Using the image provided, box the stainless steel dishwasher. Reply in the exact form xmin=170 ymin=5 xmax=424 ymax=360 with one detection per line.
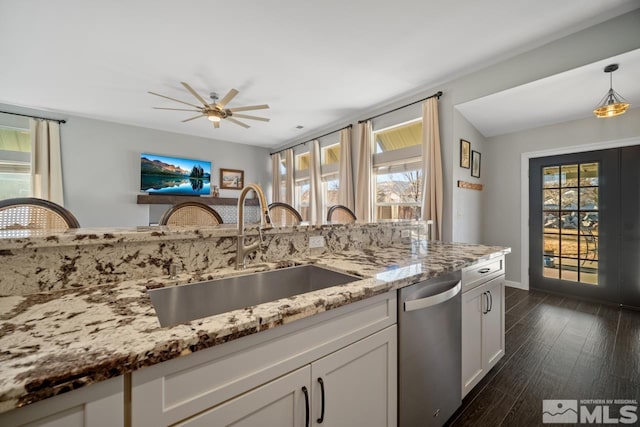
xmin=398 ymin=270 xmax=462 ymax=427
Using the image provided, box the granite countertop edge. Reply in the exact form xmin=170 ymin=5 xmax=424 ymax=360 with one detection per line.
xmin=0 ymin=242 xmax=510 ymax=413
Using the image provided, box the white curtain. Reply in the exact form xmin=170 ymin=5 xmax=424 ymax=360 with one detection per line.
xmin=271 ymin=152 xmax=281 ymax=203
xmin=309 ymin=140 xmax=323 ymax=225
xmin=421 ymin=97 xmax=443 ymax=240
xmin=338 ymin=127 xmax=354 ymax=210
xmin=284 ymin=148 xmax=294 ymax=205
xmin=355 ymin=121 xmax=372 ymax=222
xmin=30 ymin=119 xmax=64 ymax=206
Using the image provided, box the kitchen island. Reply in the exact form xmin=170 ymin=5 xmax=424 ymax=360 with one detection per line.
xmin=0 ymin=222 xmax=509 ymax=425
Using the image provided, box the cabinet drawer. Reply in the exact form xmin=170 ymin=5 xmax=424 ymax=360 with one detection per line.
xmin=462 ymin=257 xmax=504 ymax=292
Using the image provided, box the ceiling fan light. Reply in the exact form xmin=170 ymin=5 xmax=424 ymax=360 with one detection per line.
xmin=207 ymin=115 xmax=221 ymax=122
xmin=593 ymin=64 xmax=631 ymax=118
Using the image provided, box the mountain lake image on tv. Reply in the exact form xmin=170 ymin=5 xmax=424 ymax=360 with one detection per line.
xmin=140 ymin=153 xmax=211 ymax=195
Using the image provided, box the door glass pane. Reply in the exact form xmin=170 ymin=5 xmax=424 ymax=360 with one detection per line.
xmin=543 ymin=256 xmax=559 ymax=279
xmin=579 ymin=235 xmax=598 ymax=260
xmin=560 ymin=258 xmax=579 ymax=282
xmin=544 ymin=234 xmax=559 ymax=258
xmin=561 ymin=189 xmax=578 ymax=210
xmin=543 ymin=189 xmax=559 ymax=211
xmin=559 ymin=232 xmax=579 ymax=258
xmin=579 ymin=188 xmax=598 ymax=210
xmin=561 ymin=164 xmax=579 ymax=187
xmin=543 ymin=212 xmax=560 ymax=231
xmin=543 ymin=166 xmax=561 ymax=188
xmin=580 ymin=260 xmax=599 ymax=285
xmin=580 ymin=162 xmax=599 ymax=186
xmin=560 ymin=211 xmax=579 ymax=230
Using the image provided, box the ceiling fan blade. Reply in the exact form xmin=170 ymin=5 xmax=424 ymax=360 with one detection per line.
xmin=226 ymin=117 xmax=250 ymax=129
xmin=181 ymin=114 xmax=206 ymax=122
xmin=181 ymin=82 xmax=210 ymax=107
xmin=217 ymin=88 xmax=239 ymax=108
xmin=153 ymin=107 xmax=201 ymax=112
xmin=232 ymin=113 xmax=270 ymax=122
xmin=148 ymin=91 xmax=202 ymax=109
xmin=212 ymin=121 xmax=220 ymax=129
xmin=228 ymin=104 xmax=269 ymax=112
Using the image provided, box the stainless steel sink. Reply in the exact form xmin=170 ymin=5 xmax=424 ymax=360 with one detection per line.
xmin=148 ymin=265 xmax=359 ymax=327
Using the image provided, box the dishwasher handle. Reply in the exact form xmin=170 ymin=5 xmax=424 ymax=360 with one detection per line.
xmin=404 ymin=281 xmax=461 ymax=312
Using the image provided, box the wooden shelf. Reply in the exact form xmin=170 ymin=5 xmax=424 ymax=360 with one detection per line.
xmin=136 ymin=195 xmax=259 ymax=206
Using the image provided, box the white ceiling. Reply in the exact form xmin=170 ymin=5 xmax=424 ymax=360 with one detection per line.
xmin=456 ymin=48 xmax=640 ymax=138
xmin=0 ymin=0 xmax=638 ymax=148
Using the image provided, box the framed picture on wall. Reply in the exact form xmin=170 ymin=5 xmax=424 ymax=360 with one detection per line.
xmin=471 ymin=150 xmax=481 ymax=178
xmin=460 ymin=139 xmax=471 ymax=169
xmin=220 ymin=168 xmax=244 ymax=189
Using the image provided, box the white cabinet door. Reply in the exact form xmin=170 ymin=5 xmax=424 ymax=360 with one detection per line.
xmin=461 ymin=275 xmax=505 ymax=397
xmin=482 ymin=277 xmax=505 ymax=371
xmin=0 ymin=376 xmax=124 ymax=427
xmin=461 ymin=283 xmax=485 ymax=397
xmin=175 ymin=366 xmax=311 ymax=427
xmin=311 ymin=325 xmax=397 ymax=427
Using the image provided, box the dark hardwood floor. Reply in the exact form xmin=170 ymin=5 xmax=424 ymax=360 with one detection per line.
xmin=447 ymin=287 xmax=640 ymax=427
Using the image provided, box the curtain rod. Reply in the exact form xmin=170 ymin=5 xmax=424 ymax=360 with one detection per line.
xmin=0 ymin=110 xmax=67 ymax=124
xmin=270 ymin=124 xmax=352 ymax=156
xmin=358 ymin=91 xmax=442 ymax=124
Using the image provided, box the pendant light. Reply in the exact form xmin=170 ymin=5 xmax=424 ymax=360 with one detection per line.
xmin=593 ymin=64 xmax=630 ymax=118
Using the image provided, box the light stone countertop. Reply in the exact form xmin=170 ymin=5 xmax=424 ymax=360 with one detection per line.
xmin=0 ymin=240 xmax=510 ymax=413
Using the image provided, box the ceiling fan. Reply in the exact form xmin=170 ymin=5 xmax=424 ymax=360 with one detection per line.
xmin=148 ymin=82 xmax=270 ymax=129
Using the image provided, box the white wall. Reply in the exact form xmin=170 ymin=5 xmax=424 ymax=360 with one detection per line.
xmin=483 ymin=107 xmax=640 ymax=284
xmin=452 ymin=109 xmax=486 ymax=243
xmin=0 ymin=105 xmax=271 ymax=227
xmin=272 ymin=10 xmax=640 ymax=242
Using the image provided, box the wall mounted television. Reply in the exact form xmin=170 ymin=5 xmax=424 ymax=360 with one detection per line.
xmin=140 ymin=153 xmax=211 ymax=196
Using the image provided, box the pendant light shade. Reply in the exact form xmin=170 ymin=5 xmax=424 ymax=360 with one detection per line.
xmin=593 ymin=64 xmax=630 ymax=118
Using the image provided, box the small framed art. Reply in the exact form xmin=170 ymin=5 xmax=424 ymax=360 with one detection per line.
xmin=460 ymin=139 xmax=471 ymax=169
xmin=471 ymin=150 xmax=481 ymax=178
xmin=220 ymin=168 xmax=244 ymax=189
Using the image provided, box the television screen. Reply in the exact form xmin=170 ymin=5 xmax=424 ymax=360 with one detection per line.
xmin=140 ymin=153 xmax=211 ymax=195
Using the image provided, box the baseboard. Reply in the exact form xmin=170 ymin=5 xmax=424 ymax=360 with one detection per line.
xmin=505 ymin=280 xmax=528 ymax=290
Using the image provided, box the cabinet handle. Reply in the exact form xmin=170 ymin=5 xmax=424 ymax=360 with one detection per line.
xmin=302 ymin=386 xmax=310 ymax=427
xmin=317 ymin=377 xmax=325 ymax=423
xmin=478 ymin=268 xmax=491 ymax=274
xmin=488 ymin=291 xmax=493 ymax=312
xmin=482 ymin=292 xmax=488 ymax=314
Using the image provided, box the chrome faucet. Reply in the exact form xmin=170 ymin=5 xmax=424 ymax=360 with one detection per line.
xmin=236 ymin=183 xmax=273 ymax=270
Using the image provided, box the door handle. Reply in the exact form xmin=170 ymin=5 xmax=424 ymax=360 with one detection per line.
xmin=302 ymin=386 xmax=310 ymax=427
xmin=404 ymin=281 xmax=461 ymax=312
xmin=488 ymin=290 xmax=493 ymax=312
xmin=478 ymin=268 xmax=491 ymax=274
xmin=317 ymin=377 xmax=325 ymax=423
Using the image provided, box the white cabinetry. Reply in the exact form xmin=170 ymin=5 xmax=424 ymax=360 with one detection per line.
xmin=0 ymin=376 xmax=124 ymax=427
xmin=132 ymin=291 xmax=397 ymax=427
xmin=174 ymin=326 xmax=396 ymax=427
xmin=461 ymin=257 xmax=505 ymax=397
xmin=311 ymin=326 xmax=396 ymax=427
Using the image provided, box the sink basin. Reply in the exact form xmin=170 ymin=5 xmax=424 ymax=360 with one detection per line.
xmin=148 ymin=265 xmax=359 ymax=327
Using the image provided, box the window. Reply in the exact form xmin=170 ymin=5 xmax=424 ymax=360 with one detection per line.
xmin=295 ymin=152 xmax=310 ymax=220
xmin=321 ymin=143 xmax=340 ymax=216
xmin=0 ymin=127 xmax=31 ymax=200
xmin=295 ymin=179 xmax=310 ymax=221
xmin=278 ymin=157 xmax=286 ymax=202
xmin=375 ymin=163 xmax=422 ymax=220
xmin=372 ymin=120 xmax=422 ymax=220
